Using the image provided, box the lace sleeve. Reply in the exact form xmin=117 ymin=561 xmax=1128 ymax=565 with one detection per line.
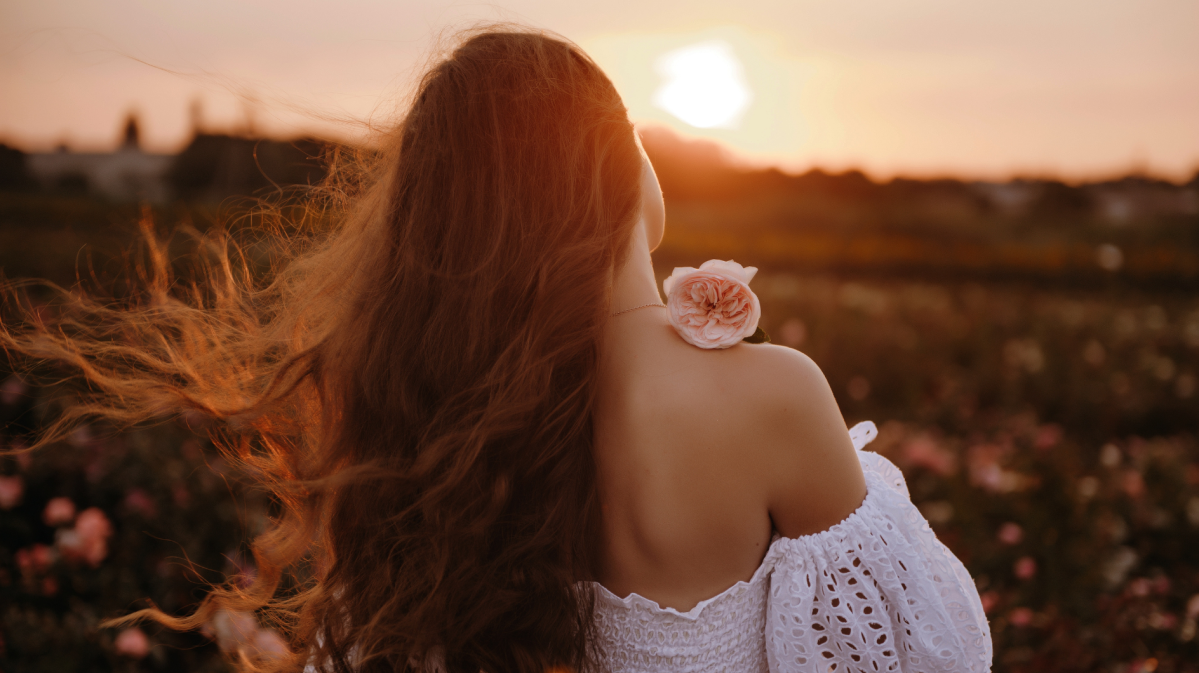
xmin=764 ymin=427 xmax=992 ymax=673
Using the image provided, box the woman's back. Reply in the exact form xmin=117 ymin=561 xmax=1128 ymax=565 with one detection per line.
xmin=593 ymin=307 xmax=867 ymax=612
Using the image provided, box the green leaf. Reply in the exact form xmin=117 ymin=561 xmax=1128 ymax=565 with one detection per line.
xmin=742 ymin=326 xmax=771 ymax=344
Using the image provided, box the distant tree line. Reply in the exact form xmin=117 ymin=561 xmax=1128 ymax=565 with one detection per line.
xmin=0 ymin=134 xmax=331 ymax=202
xmin=638 ymin=127 xmax=1199 ymax=257
xmin=2 ymin=128 xmax=1197 ymax=287
xmin=165 ymin=134 xmax=329 ymax=201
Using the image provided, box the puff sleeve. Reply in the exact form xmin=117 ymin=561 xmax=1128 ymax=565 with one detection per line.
xmin=764 ymin=423 xmax=993 ymax=673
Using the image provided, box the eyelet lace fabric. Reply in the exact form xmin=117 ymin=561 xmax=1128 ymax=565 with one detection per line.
xmin=589 ymin=422 xmax=993 ymax=673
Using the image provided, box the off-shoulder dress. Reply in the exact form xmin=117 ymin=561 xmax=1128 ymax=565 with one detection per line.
xmin=587 ymin=422 xmax=993 ymax=673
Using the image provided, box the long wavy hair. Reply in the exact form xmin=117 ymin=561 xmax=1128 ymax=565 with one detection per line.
xmin=0 ymin=27 xmax=644 ymax=673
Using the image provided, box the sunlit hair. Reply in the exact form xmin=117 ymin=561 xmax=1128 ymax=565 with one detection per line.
xmin=1 ymin=26 xmax=644 ymax=673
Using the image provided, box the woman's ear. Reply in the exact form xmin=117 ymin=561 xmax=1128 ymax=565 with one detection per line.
xmin=640 ymin=151 xmax=666 ymax=252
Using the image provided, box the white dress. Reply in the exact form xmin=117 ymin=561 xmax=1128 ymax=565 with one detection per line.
xmin=587 ymin=422 xmax=993 ymax=673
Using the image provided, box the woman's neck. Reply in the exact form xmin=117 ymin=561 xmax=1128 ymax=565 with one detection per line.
xmin=609 ymin=220 xmax=663 ymax=316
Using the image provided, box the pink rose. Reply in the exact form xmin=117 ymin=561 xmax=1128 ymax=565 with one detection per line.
xmin=1008 ymin=607 xmax=1034 ymax=628
xmin=0 ymin=475 xmax=23 ymax=510
xmin=56 ymin=507 xmax=113 ymax=566
xmin=203 ymin=610 xmax=289 ymax=660
xmin=43 ymin=496 xmax=76 ymax=526
xmin=124 ymin=489 xmax=156 ymax=518
xmin=1127 ymin=578 xmax=1152 ymax=597
xmin=209 ymin=609 xmax=260 ymax=652
xmin=252 ymin=628 xmax=290 ymax=660
xmin=997 ymin=522 xmax=1024 ymax=545
xmin=30 ymin=543 xmax=56 ymax=572
xmin=76 ymin=507 xmax=113 ymax=540
xmin=114 ymin=627 xmax=150 ymax=659
xmin=1034 ymin=424 xmax=1063 ymax=450
xmin=14 ymin=544 xmax=56 ymax=576
xmin=902 ymin=435 xmax=957 ymax=477
xmin=979 ymin=591 xmax=999 ymax=614
xmin=663 ymin=260 xmax=761 ymax=349
xmin=1 ymin=376 xmax=27 ymax=405
xmin=1014 ymin=556 xmax=1037 ymax=580
xmin=1121 ymin=470 xmax=1145 ymax=498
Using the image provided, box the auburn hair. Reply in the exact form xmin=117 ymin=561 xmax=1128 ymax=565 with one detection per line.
xmin=1 ymin=26 xmax=644 ymax=673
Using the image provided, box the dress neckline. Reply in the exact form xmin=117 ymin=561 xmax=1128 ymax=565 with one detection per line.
xmin=587 ymin=536 xmax=781 ymax=620
xmin=587 ymin=480 xmax=881 ymax=621
xmin=586 ymin=422 xmax=882 ymax=622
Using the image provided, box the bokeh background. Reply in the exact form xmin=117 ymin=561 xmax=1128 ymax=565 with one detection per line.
xmin=2 ymin=1 xmax=1198 ymax=672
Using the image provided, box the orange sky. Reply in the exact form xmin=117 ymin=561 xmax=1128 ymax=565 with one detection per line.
xmin=1 ymin=0 xmax=1197 ymax=182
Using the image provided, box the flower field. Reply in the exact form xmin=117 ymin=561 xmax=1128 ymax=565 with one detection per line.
xmin=745 ymin=270 xmax=1199 ymax=673
xmin=1 ymin=189 xmax=1198 ymax=671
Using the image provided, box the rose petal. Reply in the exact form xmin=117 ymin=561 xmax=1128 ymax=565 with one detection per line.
xmin=662 ymin=266 xmax=698 ymax=297
xmin=698 ymin=259 xmax=758 ymax=284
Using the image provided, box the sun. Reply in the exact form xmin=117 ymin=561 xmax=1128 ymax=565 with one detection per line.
xmin=652 ymin=41 xmax=754 ymax=130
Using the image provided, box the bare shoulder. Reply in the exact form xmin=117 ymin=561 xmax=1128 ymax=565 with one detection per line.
xmin=715 ymin=343 xmax=868 ymax=537
xmin=715 ymin=342 xmax=830 ymax=399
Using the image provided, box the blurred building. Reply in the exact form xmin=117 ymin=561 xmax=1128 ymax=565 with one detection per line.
xmin=1087 ymin=177 xmax=1199 ymax=224
xmin=13 ymin=113 xmax=330 ymax=203
xmin=25 ymin=115 xmax=173 ymax=202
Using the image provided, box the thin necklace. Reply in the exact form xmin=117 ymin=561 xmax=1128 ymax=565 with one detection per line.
xmin=611 ymin=302 xmax=666 ymax=317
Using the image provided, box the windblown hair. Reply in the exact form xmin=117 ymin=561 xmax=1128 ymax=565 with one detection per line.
xmin=1 ymin=27 xmax=644 ymax=673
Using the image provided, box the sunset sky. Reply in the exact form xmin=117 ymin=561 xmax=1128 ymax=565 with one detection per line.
xmin=1 ymin=0 xmax=1197 ymax=181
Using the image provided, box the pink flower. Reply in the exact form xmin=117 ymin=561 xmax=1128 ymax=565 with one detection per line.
xmin=75 ymin=507 xmax=112 ymax=539
xmin=30 ymin=543 xmax=56 ymax=573
xmin=253 ymin=629 xmax=290 ymax=659
xmin=0 ymin=475 xmax=23 ymax=509
xmin=124 ymin=489 xmax=156 ymax=518
xmin=1150 ymin=612 xmax=1177 ymax=630
xmin=1 ymin=376 xmax=28 ymax=405
xmin=1014 ymin=556 xmax=1037 ymax=580
xmin=67 ymin=424 xmax=92 ymax=448
xmin=967 ymin=444 xmax=1004 ymax=491
xmin=1009 ymin=607 xmax=1034 ymax=627
xmin=57 ymin=507 xmax=113 ymax=566
xmin=663 ymin=260 xmax=761 ymax=349
xmin=16 ymin=544 xmax=58 ymax=578
xmin=114 ymin=627 xmax=150 ymax=658
xmin=1127 ymin=659 xmax=1160 ymax=673
xmin=1152 ymin=575 xmax=1171 ymax=595
xmin=903 ymin=435 xmax=957 ymax=476
xmin=997 ymin=522 xmax=1024 ymax=545
xmin=15 ymin=548 xmax=32 ymax=575
xmin=1121 ymin=470 xmax=1145 ymax=498
xmin=209 ymin=609 xmax=261 ymax=652
xmin=228 ymin=552 xmax=258 ymax=588
xmin=43 ymin=497 xmax=76 ymax=526
xmin=14 ymin=445 xmax=32 ymax=470
xmin=1034 ymin=424 xmax=1063 ymax=450
xmin=966 ymin=443 xmax=1033 ymax=493
xmin=979 ymin=591 xmax=1000 ymax=614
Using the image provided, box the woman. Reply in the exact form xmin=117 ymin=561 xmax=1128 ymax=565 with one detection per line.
xmin=1 ymin=27 xmax=990 ymax=673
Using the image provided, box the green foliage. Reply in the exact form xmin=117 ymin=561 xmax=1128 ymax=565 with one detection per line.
xmin=742 ymin=325 xmax=771 ymax=344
